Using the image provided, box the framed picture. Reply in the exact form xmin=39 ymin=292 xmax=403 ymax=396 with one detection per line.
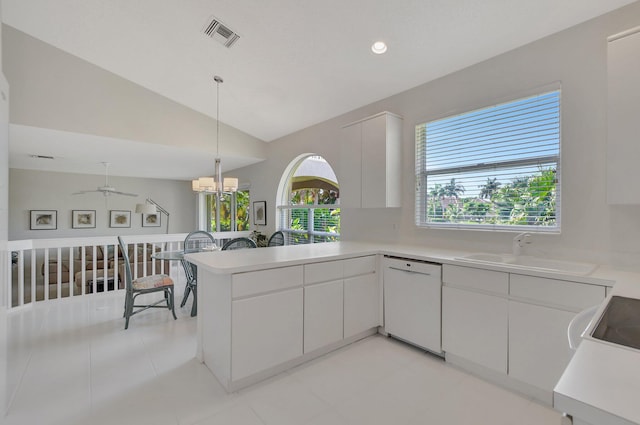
xmin=142 ymin=213 xmax=161 ymax=227
xmin=30 ymin=210 xmax=57 ymax=230
xmin=253 ymin=201 xmax=267 ymax=226
xmin=109 ymin=210 xmax=131 ymax=228
xmin=72 ymin=210 xmax=96 ymax=229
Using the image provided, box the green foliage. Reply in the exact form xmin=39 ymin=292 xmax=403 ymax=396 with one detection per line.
xmin=478 ymin=178 xmax=501 ymax=200
xmin=287 ymin=187 xmax=340 ymax=244
xmin=290 ymin=188 xmax=338 ymax=205
xmin=209 ymin=190 xmax=250 ymax=232
xmin=426 ymin=168 xmax=557 ymax=227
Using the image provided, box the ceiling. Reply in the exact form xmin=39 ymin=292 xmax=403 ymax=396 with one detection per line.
xmin=2 ymin=0 xmax=636 ymax=179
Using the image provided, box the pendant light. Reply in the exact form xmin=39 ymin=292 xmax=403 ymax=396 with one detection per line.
xmin=192 ymin=75 xmax=238 ymax=195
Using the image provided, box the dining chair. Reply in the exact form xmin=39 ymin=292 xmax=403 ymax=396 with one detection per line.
xmin=181 ymin=231 xmax=216 ymax=316
xmin=267 ymin=231 xmax=285 ymax=247
xmin=222 ymin=237 xmax=257 ymax=250
xmin=118 ymin=236 xmax=176 ymax=329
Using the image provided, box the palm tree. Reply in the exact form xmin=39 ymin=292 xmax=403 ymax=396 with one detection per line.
xmin=479 ymin=177 xmax=501 ymax=199
xmin=429 ymin=184 xmax=445 ymax=199
xmin=443 ymin=178 xmax=465 ymax=198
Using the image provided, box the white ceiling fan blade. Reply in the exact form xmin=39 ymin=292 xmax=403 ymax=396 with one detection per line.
xmin=72 ymin=189 xmax=101 ymax=195
xmin=73 ymin=162 xmax=138 ymax=197
xmin=110 ymin=190 xmax=138 ymax=197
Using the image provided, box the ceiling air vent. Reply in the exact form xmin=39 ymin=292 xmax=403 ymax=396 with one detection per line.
xmin=203 ymin=16 xmax=240 ymax=48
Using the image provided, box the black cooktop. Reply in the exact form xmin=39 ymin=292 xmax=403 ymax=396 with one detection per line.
xmin=592 ymin=296 xmax=640 ymax=351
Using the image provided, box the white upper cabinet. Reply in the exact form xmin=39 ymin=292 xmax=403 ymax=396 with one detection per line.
xmin=607 ymin=28 xmax=640 ymax=204
xmin=340 ymin=112 xmax=402 ymax=208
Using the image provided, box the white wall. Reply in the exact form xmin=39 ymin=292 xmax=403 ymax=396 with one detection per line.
xmin=230 ymin=1 xmax=640 ymax=269
xmin=9 ymin=168 xmax=196 ymax=240
xmin=0 ymin=3 xmax=10 ymax=413
xmin=2 ymin=24 xmax=267 ymax=160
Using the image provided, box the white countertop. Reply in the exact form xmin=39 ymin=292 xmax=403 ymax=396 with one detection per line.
xmin=185 ymin=241 xmax=614 ymax=285
xmin=185 ymin=241 xmax=383 ymax=274
xmin=554 ymin=278 xmax=640 ymax=425
xmin=186 ymin=241 xmax=639 ymax=423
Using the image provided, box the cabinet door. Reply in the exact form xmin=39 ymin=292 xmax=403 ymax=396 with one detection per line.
xmin=509 ymin=301 xmax=575 ymax=393
xmin=231 ymin=288 xmax=303 ymax=381
xmin=340 ymin=122 xmax=363 ymax=208
xmin=344 ymin=273 xmax=379 ymax=338
xmin=442 ymin=286 xmax=508 ymax=373
xmin=361 ymin=114 xmax=387 ymax=208
xmin=304 ymin=280 xmax=344 ymax=353
xmin=361 ymin=113 xmax=402 ymax=208
xmin=607 ymin=30 xmax=640 ymax=203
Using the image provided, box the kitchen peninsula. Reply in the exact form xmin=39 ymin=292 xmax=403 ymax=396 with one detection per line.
xmin=185 ymin=242 xmax=386 ymax=392
xmin=186 ymin=241 xmax=621 ymax=405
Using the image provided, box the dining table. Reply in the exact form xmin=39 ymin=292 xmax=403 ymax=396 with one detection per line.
xmin=152 ymin=247 xmax=220 ymax=317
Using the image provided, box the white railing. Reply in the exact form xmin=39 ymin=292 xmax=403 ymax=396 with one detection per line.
xmin=278 ymin=205 xmax=340 ymax=245
xmin=4 ymin=231 xmax=250 ymax=310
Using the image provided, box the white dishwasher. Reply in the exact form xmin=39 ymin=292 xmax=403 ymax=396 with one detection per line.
xmin=383 ymin=256 xmax=443 ymax=355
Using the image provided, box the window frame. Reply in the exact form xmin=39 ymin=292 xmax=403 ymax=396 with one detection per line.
xmin=197 ymin=185 xmax=251 ymax=233
xmin=415 ymin=86 xmax=562 ymax=232
xmin=277 ymin=155 xmax=341 ymax=245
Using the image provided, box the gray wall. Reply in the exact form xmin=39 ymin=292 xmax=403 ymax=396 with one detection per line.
xmin=9 ymin=168 xmax=196 ymax=240
xmin=230 ymin=1 xmax=640 ymax=268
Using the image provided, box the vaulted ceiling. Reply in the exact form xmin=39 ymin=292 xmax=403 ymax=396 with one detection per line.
xmin=2 ymin=0 xmax=636 ymax=179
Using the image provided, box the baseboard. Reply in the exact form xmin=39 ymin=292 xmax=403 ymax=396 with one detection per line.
xmin=219 ymin=328 xmax=378 ymax=393
xmin=445 ymin=353 xmax=553 ymax=405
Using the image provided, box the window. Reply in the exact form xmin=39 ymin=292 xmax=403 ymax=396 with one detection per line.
xmin=415 ymin=89 xmax=560 ymax=231
xmin=277 ymin=155 xmax=340 ymax=245
xmin=205 ymin=188 xmax=250 ymax=232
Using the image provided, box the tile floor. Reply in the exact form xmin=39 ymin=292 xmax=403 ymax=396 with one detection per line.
xmin=1 ymin=292 xmax=563 ymax=425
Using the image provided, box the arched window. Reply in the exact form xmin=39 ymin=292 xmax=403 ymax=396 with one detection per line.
xmin=277 ymin=155 xmax=340 ymax=245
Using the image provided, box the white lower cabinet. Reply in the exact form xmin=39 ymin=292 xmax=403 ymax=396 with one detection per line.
xmin=231 ymin=288 xmax=303 ymax=381
xmin=441 ymin=265 xmax=609 ymax=404
xmin=508 ymin=301 xmax=575 ymax=392
xmin=344 ymin=272 xmax=380 ymax=339
xmin=442 ymin=286 xmax=508 ymax=373
xmin=508 ymin=274 xmax=606 ymax=397
xmin=304 ymin=280 xmax=344 ymax=353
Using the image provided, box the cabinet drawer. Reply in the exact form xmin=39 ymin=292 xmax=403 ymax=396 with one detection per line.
xmin=443 ymin=265 xmax=508 ymax=295
xmin=304 ymin=260 xmax=343 ymax=285
xmin=510 ymin=274 xmax=605 ymax=311
xmin=232 ymin=266 xmax=303 ymax=298
xmin=343 ymin=255 xmax=376 ymax=278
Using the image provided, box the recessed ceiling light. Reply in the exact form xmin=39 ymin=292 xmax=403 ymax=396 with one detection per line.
xmin=371 ymin=41 xmax=387 ymax=55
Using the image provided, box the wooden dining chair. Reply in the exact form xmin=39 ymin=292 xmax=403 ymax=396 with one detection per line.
xmin=118 ymin=236 xmax=176 ymax=329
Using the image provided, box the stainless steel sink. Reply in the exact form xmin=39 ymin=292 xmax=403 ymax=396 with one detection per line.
xmin=455 ymin=253 xmax=596 ymax=275
xmin=591 ymin=296 xmax=640 ymax=351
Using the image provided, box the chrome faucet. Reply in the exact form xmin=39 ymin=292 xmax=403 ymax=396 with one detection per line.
xmin=512 ymin=232 xmax=532 ymax=256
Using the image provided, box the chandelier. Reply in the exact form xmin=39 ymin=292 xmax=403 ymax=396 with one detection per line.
xmin=192 ymin=75 xmax=238 ymax=195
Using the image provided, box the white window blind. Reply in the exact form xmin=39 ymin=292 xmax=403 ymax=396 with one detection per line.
xmin=415 ymin=90 xmax=560 ymax=230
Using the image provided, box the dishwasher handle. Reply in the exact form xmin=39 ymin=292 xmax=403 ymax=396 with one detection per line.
xmin=387 ymin=266 xmax=431 ymax=276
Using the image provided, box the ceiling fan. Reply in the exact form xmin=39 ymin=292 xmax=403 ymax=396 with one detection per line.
xmin=73 ymin=162 xmax=138 ymax=197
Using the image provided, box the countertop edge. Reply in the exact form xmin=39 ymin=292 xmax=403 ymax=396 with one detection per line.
xmin=185 ymin=242 xmax=615 ymax=286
